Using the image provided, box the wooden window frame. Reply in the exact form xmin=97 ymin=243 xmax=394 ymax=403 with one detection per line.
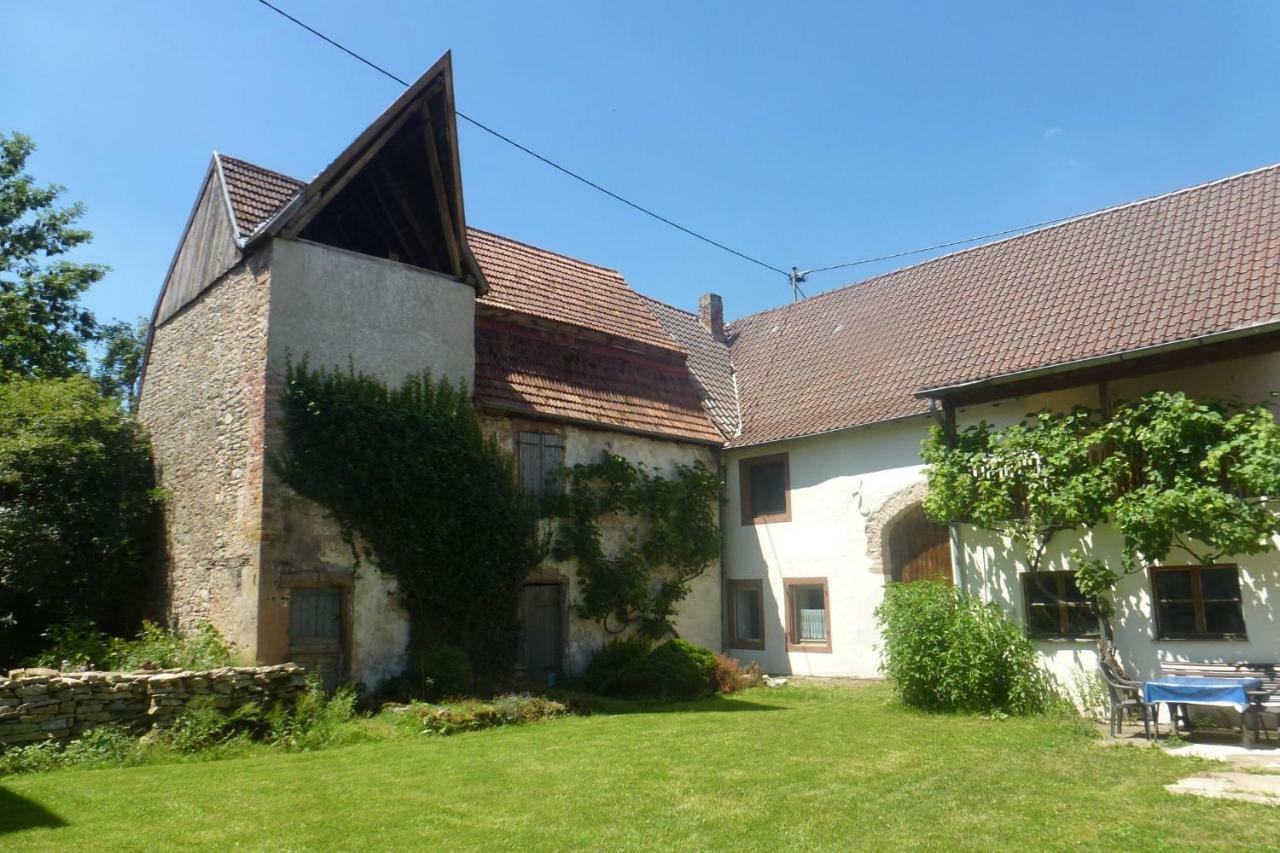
xmin=784 ymin=577 xmax=832 ymax=653
xmin=739 ymin=452 xmax=791 ymax=526
xmin=1149 ymin=564 xmax=1247 ymax=641
xmin=517 ymin=429 xmax=565 ymax=500
xmin=1020 ymin=571 xmax=1099 ymax=640
xmin=726 ymin=579 xmax=765 ymax=651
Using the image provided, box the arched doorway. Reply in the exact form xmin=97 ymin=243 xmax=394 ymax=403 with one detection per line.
xmin=886 ymin=503 xmax=952 ymax=584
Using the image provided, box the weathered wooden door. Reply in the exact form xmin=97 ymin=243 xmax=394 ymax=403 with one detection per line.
xmin=521 ymin=584 xmax=562 ymax=684
xmin=889 ymin=506 xmax=953 ymax=584
xmin=288 ymin=587 xmax=344 ymax=692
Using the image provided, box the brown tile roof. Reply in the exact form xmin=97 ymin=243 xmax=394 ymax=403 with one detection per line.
xmin=726 ymin=163 xmax=1280 ymax=447
xmin=474 ymin=312 xmax=722 ymax=443
xmin=215 ymin=154 xmax=305 ymax=239
xmin=469 ymin=228 xmax=681 ymax=353
xmin=641 ymin=296 xmax=739 ymax=438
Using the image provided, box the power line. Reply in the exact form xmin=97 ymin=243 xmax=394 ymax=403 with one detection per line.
xmin=252 ymin=0 xmax=789 ymax=277
xmin=798 ymin=212 xmax=1083 ymax=277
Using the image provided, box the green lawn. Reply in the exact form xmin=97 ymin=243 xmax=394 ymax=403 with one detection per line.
xmin=1 ymin=682 xmax=1276 ymax=851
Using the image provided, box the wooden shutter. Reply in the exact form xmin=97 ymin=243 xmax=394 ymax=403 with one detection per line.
xmin=518 ymin=431 xmax=563 ymax=498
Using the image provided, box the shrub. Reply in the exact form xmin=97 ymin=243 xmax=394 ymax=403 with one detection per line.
xmin=712 ymin=653 xmax=765 ymax=694
xmin=584 ymin=637 xmax=720 ymax=700
xmin=158 ymin=697 xmax=259 ymax=755
xmin=583 ymin=636 xmax=652 ymax=697
xmin=0 ymin=376 xmax=159 ymax=665
xmin=27 ymin=620 xmax=235 ymax=671
xmin=642 ymin=639 xmax=718 ymax=699
xmin=414 ymin=644 xmax=473 ymax=701
xmin=266 ymin=682 xmax=361 ymax=751
xmin=411 ymin=694 xmax=569 ymax=735
xmin=875 ymin=581 xmax=1053 ymax=715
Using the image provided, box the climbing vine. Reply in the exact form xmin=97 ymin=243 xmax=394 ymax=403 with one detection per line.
xmin=273 ymin=361 xmax=542 ymax=675
xmin=547 ymin=454 xmax=721 ymax=638
xmin=922 ymin=390 xmax=1280 ymax=635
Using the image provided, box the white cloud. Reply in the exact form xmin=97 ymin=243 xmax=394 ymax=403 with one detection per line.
xmin=1044 ymin=126 xmax=1064 ymax=139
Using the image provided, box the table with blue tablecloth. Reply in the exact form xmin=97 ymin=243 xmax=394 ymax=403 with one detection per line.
xmin=1143 ymin=675 xmax=1265 ymax=746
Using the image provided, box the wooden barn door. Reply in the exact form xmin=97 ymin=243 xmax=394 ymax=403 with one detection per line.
xmin=521 ymin=584 xmax=563 ymax=684
xmin=288 ymin=587 xmax=345 ymax=692
xmin=889 ymin=506 xmax=953 ymax=584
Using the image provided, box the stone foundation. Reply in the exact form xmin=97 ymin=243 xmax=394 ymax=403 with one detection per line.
xmin=0 ymin=664 xmax=306 ymax=747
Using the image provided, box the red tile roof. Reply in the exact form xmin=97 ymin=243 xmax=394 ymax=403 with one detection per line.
xmin=215 ymin=155 xmax=715 ymax=442
xmin=469 ymin=229 xmax=681 ymax=353
xmin=641 ymin=296 xmax=739 ymax=437
xmin=725 ymin=163 xmax=1280 ymax=447
xmin=474 ymin=313 xmax=723 ymax=443
xmin=215 ymin=154 xmax=305 ymax=239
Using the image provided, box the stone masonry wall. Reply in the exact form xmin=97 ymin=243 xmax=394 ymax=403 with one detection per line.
xmin=0 ymin=664 xmax=306 ymax=747
xmin=137 ymin=250 xmax=273 ymax=657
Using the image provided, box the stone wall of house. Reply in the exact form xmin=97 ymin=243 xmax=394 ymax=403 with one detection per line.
xmin=0 ymin=664 xmax=306 ymax=747
xmin=482 ymin=414 xmax=724 ymax=674
xmin=137 ymin=250 xmax=273 ymax=659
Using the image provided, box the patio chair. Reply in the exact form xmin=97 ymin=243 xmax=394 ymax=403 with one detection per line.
xmin=1099 ymin=660 xmax=1152 ymax=740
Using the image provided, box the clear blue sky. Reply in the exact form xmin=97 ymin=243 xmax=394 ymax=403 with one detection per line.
xmin=4 ymin=1 xmax=1279 ymax=326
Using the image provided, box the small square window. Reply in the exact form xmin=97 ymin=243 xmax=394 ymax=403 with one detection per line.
xmin=1020 ymin=572 xmax=1098 ymax=639
xmin=739 ymin=453 xmax=790 ymax=525
xmin=727 ymin=580 xmax=765 ymax=651
xmin=1151 ymin=565 xmax=1246 ymax=640
xmin=784 ymin=578 xmax=830 ymax=652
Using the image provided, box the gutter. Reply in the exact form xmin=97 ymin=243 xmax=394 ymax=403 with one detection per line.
xmin=915 ymin=317 xmax=1280 ymax=400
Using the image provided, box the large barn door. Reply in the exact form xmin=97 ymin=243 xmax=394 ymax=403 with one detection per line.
xmin=889 ymin=505 xmax=953 ymax=584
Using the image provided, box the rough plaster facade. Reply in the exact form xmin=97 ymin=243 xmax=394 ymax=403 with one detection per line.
xmin=482 ymin=415 xmax=723 ymax=674
xmin=138 ymin=251 xmax=272 ymax=659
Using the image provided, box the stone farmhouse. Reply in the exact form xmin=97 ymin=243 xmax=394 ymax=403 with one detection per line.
xmin=139 ymin=54 xmax=1280 ymax=692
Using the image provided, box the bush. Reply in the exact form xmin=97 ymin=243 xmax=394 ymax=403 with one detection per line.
xmin=0 ymin=376 xmax=159 ymax=665
xmin=584 ymin=637 xmax=720 ymax=700
xmin=712 ymin=653 xmax=765 ymax=694
xmin=875 ymin=581 xmax=1053 ymax=715
xmin=643 ymin=639 xmax=718 ymax=699
xmin=266 ymin=682 xmax=361 ymax=751
xmin=583 ymin=636 xmax=652 ymax=697
xmin=411 ymin=694 xmax=569 ymax=736
xmin=414 ymin=644 xmax=473 ymax=701
xmin=27 ymin=620 xmax=235 ymax=671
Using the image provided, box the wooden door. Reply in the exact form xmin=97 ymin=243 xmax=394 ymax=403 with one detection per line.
xmin=288 ymin=587 xmax=344 ymax=692
xmin=889 ymin=507 xmax=953 ymax=584
xmin=521 ymin=584 xmax=562 ymax=684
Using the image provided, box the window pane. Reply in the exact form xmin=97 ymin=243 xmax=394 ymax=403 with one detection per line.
xmin=749 ymin=462 xmax=787 ymax=517
xmin=1155 ymin=569 xmax=1193 ymax=601
xmin=792 ymin=584 xmax=826 ymax=642
xmin=1203 ymin=601 xmax=1246 ymax=636
xmin=1201 ymin=566 xmax=1241 ymax=601
xmin=1023 ymin=574 xmax=1059 ymax=606
xmin=1066 ymin=603 xmax=1100 ymax=637
xmin=734 ymin=587 xmax=762 ymax=643
xmin=1026 ymin=603 xmax=1060 ymax=636
xmin=1062 ymin=573 xmax=1087 ymax=604
xmin=1157 ymin=601 xmax=1197 ymax=637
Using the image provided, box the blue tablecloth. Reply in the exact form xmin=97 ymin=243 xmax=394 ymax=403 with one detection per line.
xmin=1143 ymin=676 xmax=1263 ymax=711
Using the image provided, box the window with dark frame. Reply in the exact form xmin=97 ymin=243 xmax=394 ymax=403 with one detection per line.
xmin=1151 ymin=565 xmax=1246 ymax=640
xmin=739 ymin=453 xmax=790 ymax=525
xmin=784 ymin=578 xmax=831 ymax=652
xmin=727 ymin=579 xmax=765 ymax=651
xmin=1021 ymin=571 xmax=1099 ymax=639
xmin=517 ymin=431 xmax=564 ymax=500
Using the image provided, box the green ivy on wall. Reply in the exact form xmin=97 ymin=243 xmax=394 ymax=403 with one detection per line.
xmin=547 ymin=453 xmax=721 ymax=638
xmin=922 ymin=390 xmax=1280 ymax=631
xmin=273 ymin=361 xmax=542 ymax=676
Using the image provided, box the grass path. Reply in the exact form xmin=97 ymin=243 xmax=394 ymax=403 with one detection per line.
xmin=2 ymin=682 xmax=1277 ymax=850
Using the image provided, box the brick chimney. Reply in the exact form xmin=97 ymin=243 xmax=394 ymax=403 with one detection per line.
xmin=698 ymin=293 xmax=725 ymax=341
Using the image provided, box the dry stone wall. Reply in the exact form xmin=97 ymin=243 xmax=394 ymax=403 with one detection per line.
xmin=0 ymin=664 xmax=306 ymax=747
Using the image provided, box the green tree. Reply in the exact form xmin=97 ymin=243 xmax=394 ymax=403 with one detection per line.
xmin=0 ymin=132 xmax=106 ymax=380
xmin=93 ymin=316 xmax=148 ymax=405
xmin=922 ymin=391 xmax=1280 ymax=642
xmin=0 ymin=376 xmax=159 ymax=665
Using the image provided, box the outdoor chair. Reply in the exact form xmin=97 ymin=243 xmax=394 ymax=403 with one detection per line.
xmin=1099 ymin=660 xmax=1152 ymax=740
